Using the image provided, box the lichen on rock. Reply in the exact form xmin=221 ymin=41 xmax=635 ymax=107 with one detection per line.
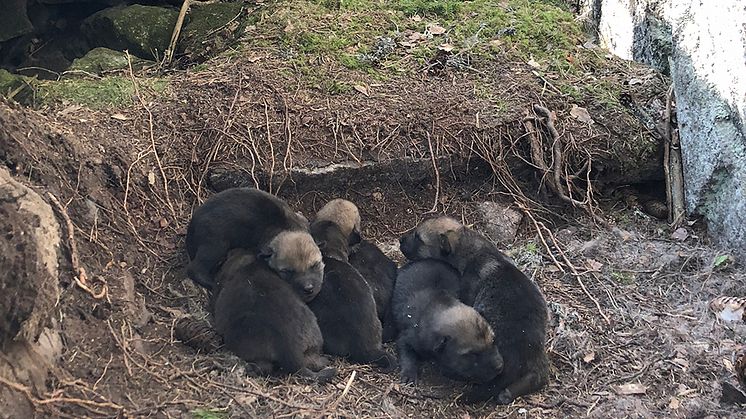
xmin=68 ymin=47 xmax=151 ymax=75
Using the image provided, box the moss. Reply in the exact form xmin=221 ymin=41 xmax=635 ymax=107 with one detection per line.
xmin=180 ymin=2 xmax=247 ymax=59
xmin=68 ymin=47 xmax=151 ymax=75
xmin=35 ymin=76 xmax=169 ymax=109
xmin=82 ymin=5 xmax=179 ymax=60
xmin=191 ymin=409 xmax=228 ymax=419
xmin=0 ymin=69 xmax=35 ymax=104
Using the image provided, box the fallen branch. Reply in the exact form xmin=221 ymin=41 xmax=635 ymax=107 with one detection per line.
xmin=663 ymin=85 xmax=686 ymax=226
xmin=163 ymin=0 xmax=192 ymax=66
xmin=47 ymin=192 xmax=107 ymax=299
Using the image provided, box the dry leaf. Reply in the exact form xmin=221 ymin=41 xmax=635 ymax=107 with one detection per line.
xmin=570 ymin=104 xmax=594 ymax=124
xmin=489 ymin=39 xmax=504 ymax=48
xmin=147 ymin=171 xmax=156 ymax=186
xmin=583 ymin=351 xmax=596 ymax=363
xmin=668 ymin=397 xmax=680 ymax=409
xmin=110 ymin=113 xmax=129 ymax=121
xmin=586 ymin=258 xmax=603 ymax=272
xmin=527 ymin=58 xmax=541 ymax=68
xmin=615 ymin=383 xmax=647 ymax=395
xmin=438 ymin=43 xmax=455 ymax=52
xmin=247 ymin=55 xmax=263 ymax=63
xmin=353 ymin=85 xmax=369 ymax=96
xmin=411 ymin=14 xmax=422 ymax=22
xmin=408 ymin=31 xmax=426 ymax=42
xmin=158 ymin=218 xmax=168 ymax=228
xmin=428 ymin=24 xmax=446 ymax=35
xmin=670 ymin=227 xmax=688 ymax=241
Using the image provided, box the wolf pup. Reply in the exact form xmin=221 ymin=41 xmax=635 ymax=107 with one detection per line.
xmin=210 ymin=249 xmax=336 ymax=382
xmin=315 ymin=199 xmax=398 ymax=339
xmin=392 ymin=259 xmax=503 ymax=385
xmin=307 ymin=219 xmax=396 ymax=371
xmin=399 ymin=217 xmax=549 ymax=404
xmin=186 ymin=187 xmax=323 ymax=301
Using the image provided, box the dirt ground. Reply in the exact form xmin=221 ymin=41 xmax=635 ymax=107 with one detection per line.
xmin=0 ymin=15 xmax=744 ymax=417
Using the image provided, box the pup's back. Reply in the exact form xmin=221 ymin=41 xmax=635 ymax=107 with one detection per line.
xmin=459 ymin=230 xmax=549 ymax=403
xmin=392 ymin=259 xmax=461 ymax=328
xmin=308 ymin=221 xmax=395 ymax=370
xmin=211 ymin=250 xmax=324 ymax=375
xmin=349 ymin=240 xmax=397 ymax=330
xmin=186 ymin=188 xmax=307 ymax=289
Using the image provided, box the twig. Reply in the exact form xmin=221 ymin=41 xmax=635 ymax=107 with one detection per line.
xmin=424 ymin=131 xmax=441 ymax=214
xmin=330 ymin=370 xmax=356 ymax=412
xmin=126 ymin=51 xmax=177 ymax=220
xmin=163 ymin=0 xmax=192 ymax=66
xmin=47 ymin=192 xmax=107 ymax=299
xmin=0 ymin=375 xmax=123 ymax=413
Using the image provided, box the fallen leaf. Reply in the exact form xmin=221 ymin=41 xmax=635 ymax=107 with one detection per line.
xmin=583 ymin=351 xmax=596 ymax=363
xmin=408 ymin=31 xmax=426 ymax=42
xmin=372 ymin=191 xmax=383 ymax=201
xmin=411 ymin=14 xmax=422 ymax=22
xmin=489 ymin=39 xmax=504 ymax=48
xmin=247 ymin=55 xmax=264 ymax=63
xmin=527 ymin=58 xmax=541 ymax=68
xmin=670 ymin=227 xmax=688 ymax=241
xmin=438 ymin=43 xmax=455 ymax=52
xmin=110 ymin=113 xmax=129 ymax=121
xmin=353 ymin=84 xmax=369 ymax=96
xmin=158 ymin=218 xmax=168 ymax=228
xmin=428 ymin=23 xmax=446 ymax=35
xmin=629 ymin=77 xmax=644 ymax=85
xmin=713 ymin=254 xmax=731 ymax=268
xmin=671 ymin=357 xmax=689 ymax=370
xmin=615 ymin=383 xmax=647 ymax=395
xmin=147 ymin=171 xmax=156 ymax=186
xmin=570 ymin=104 xmax=594 ymax=124
xmin=566 ymin=54 xmax=575 ymax=64
xmin=586 ymin=258 xmax=603 ymax=272
xmin=668 ymin=397 xmax=680 ymax=409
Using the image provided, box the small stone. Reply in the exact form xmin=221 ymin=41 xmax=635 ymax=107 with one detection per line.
xmin=477 ymin=201 xmax=523 ymax=245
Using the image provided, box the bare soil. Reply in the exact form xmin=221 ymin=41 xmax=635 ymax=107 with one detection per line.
xmin=0 ymin=47 xmax=743 ymax=418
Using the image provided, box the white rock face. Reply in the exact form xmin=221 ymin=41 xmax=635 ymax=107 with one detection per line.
xmin=581 ymin=0 xmax=746 ymax=259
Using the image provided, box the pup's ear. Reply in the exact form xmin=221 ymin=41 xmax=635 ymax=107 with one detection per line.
xmin=348 ymin=229 xmax=362 ymax=246
xmin=258 ymin=246 xmax=273 ymax=260
xmin=433 ymin=335 xmax=449 ymax=353
xmin=439 ymin=232 xmax=452 ymax=256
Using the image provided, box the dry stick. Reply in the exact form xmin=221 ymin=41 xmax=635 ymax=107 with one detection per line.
xmin=0 ymin=376 xmax=123 ymax=413
xmin=518 ymin=202 xmax=610 ymax=325
xmin=263 ymin=99 xmax=276 ymax=193
xmin=126 ymin=51 xmax=177 ymax=219
xmin=47 ymin=192 xmax=107 ymax=300
xmin=663 ymin=85 xmax=674 ymax=222
xmin=425 ymin=131 xmax=441 ymax=214
xmin=665 ymin=86 xmax=686 ymax=226
xmin=330 ymin=370 xmax=356 ymax=412
xmin=163 ymin=0 xmax=192 ymax=66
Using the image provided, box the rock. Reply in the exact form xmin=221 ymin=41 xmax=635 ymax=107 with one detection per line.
xmin=67 ymin=47 xmax=150 ymax=75
xmin=0 ymin=0 xmax=33 ymax=43
xmin=575 ymin=0 xmax=746 ymax=261
xmin=0 ymin=167 xmax=63 ymax=418
xmin=476 ymin=201 xmax=523 ymax=245
xmin=180 ymin=2 xmax=245 ymax=61
xmin=81 ymin=5 xmax=179 ymax=60
xmin=0 ymin=167 xmax=61 ymax=344
xmin=0 ymin=69 xmax=34 ymax=105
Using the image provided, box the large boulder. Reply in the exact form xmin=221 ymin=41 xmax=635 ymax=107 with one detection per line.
xmin=180 ymin=2 xmax=245 ymax=60
xmin=0 ymin=0 xmax=33 ymax=43
xmin=0 ymin=167 xmax=63 ymax=418
xmin=81 ymin=5 xmax=179 ymax=60
xmin=576 ymin=0 xmax=746 ymax=259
